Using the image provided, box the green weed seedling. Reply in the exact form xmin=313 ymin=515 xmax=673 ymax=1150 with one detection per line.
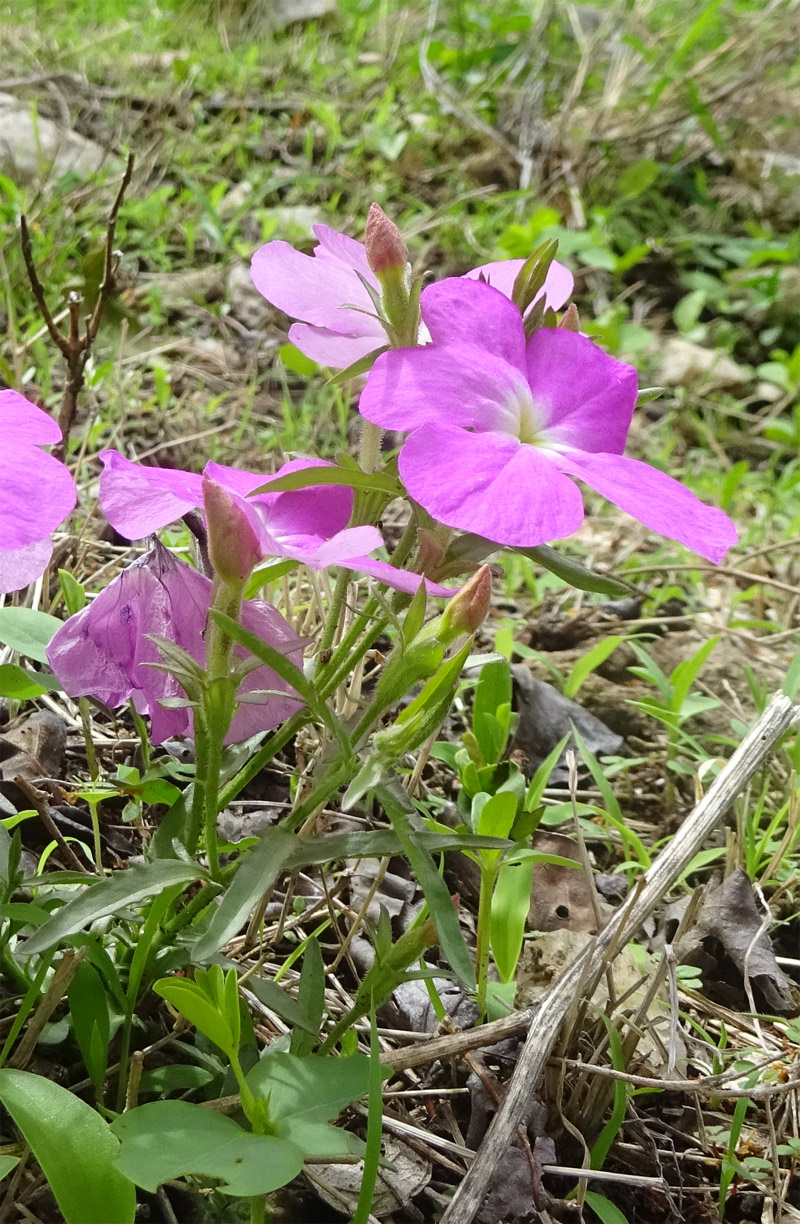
xmin=431 ymin=656 xmax=578 ymax=1014
xmin=110 ymin=964 xmax=384 ymax=1221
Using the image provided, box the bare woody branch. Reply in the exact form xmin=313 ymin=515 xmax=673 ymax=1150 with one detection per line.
xmin=19 ymin=151 xmax=135 ymax=462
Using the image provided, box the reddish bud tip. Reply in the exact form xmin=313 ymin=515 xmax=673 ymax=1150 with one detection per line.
xmin=559 ymin=302 xmax=581 ymax=332
xmin=202 ymin=476 xmax=262 ymax=585
xmin=365 ymin=202 xmax=408 ymax=277
xmin=440 ymin=564 xmax=492 ymax=641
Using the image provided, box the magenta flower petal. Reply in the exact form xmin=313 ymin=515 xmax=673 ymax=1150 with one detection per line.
xmin=312 ymin=223 xmax=374 ymax=279
xmin=99 ymin=451 xmax=204 ymax=539
xmin=0 ymin=448 xmax=76 ymax=550
xmin=0 ymin=540 xmax=54 ymax=596
xmin=249 ymin=240 xmax=376 ymax=334
xmin=419 ymin=279 xmax=527 ymax=371
xmin=552 ymin=450 xmax=739 ymax=563
xmin=0 ymin=390 xmax=63 ymax=445
xmin=465 ymin=258 xmax=574 ymax=312
xmin=299 ymin=525 xmax=385 ymax=568
xmin=399 ymin=423 xmax=585 ymax=547
xmin=47 ymin=544 xmax=304 ymax=745
xmin=287 ymin=322 xmax=384 ymax=368
xmin=359 ymin=342 xmax=532 ymax=434
xmin=351 ymin=557 xmax=459 ymax=597
xmin=526 ymin=330 xmax=638 ymax=455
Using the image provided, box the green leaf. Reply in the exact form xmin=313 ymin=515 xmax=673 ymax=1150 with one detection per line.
xmin=111 ymin=1100 xmax=302 ymax=1195
xmin=617 ymin=158 xmax=660 ymax=198
xmin=247 ymin=1052 xmax=376 ymax=1156
xmin=192 ymin=826 xmax=299 ymax=961
xmin=247 ymin=465 xmax=400 ymax=498
xmin=211 ymin=611 xmax=352 ymax=761
xmin=155 ymin=968 xmax=238 ymax=1061
xmin=519 ymin=545 xmax=632 ymax=597
xmin=491 ymin=856 xmax=535 ymax=982
xmin=0 ymin=1154 xmax=19 ymax=1180
xmin=249 ymin=975 xmax=319 ymax=1040
xmin=583 ymin=1191 xmax=631 ymax=1224
xmin=564 ymin=636 xmax=625 ymax=700
xmin=473 ymin=658 xmax=513 ymax=766
xmin=20 ymin=861 xmax=207 ymax=956
xmin=377 ymin=779 xmax=476 ymax=990
xmin=0 ymin=664 xmax=59 ymax=699
xmin=138 ymin=1065 xmax=214 ymax=1095
xmin=278 ymin=341 xmax=317 ymax=376
xmin=289 ymin=937 xmax=325 ymax=1056
xmin=0 ymin=1069 xmax=136 ymax=1224
xmin=0 ymin=608 xmax=63 ymax=663
xmin=67 ymin=961 xmax=111 ymax=1092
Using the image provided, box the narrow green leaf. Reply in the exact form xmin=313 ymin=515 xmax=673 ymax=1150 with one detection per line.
xmin=211 ymin=611 xmax=352 ymax=761
xmin=67 ymin=961 xmax=111 ymax=1092
xmin=377 ymin=779 xmax=476 ymax=990
xmin=247 ymin=465 xmax=400 ymax=498
xmin=0 ymin=1069 xmax=136 ymax=1224
xmin=20 ymin=861 xmax=206 ymax=956
xmin=192 ymin=826 xmax=298 ymax=961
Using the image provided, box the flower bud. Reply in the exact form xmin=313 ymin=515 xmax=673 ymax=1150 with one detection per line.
xmin=559 ymin=302 xmax=581 ymax=332
xmin=365 ymin=203 xmax=408 ymax=277
xmin=439 ymin=564 xmax=491 ymax=642
xmin=202 ymin=475 xmax=262 ymax=585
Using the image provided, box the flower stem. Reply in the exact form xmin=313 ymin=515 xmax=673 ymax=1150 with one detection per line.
xmin=359 ymin=419 xmax=382 ymax=474
xmin=318 ymin=567 xmax=351 ymax=654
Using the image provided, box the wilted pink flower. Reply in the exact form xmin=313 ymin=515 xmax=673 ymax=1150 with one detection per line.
xmin=46 ymin=542 xmax=303 ymax=744
xmin=0 ymin=391 xmax=77 ymax=594
xmin=249 ymin=222 xmax=573 ymax=369
xmin=98 ymin=450 xmax=456 ymax=596
xmin=359 ymin=278 xmax=738 ymax=563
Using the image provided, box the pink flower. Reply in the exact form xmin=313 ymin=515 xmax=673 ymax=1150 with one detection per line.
xmin=98 ymin=451 xmax=456 ymax=596
xmin=0 ymin=391 xmax=77 ymax=594
xmin=249 ymin=222 xmax=573 ymax=369
xmin=46 ymin=542 xmax=303 ymax=744
xmin=358 ymin=278 xmax=738 ymax=563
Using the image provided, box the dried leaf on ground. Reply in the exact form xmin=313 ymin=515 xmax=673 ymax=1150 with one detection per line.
xmin=677 ymin=867 xmax=799 ymax=1016
xmin=511 ymin=666 xmax=623 ymax=775
xmin=528 ymin=832 xmax=612 ymax=934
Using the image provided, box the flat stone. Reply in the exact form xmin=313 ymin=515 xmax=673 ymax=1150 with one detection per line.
xmin=658 ymin=337 xmax=751 ymax=391
xmin=0 ymin=92 xmax=111 ymax=185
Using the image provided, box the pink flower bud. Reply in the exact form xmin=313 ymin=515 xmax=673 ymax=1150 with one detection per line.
xmin=559 ymin=302 xmax=581 ymax=332
xmin=365 ymin=203 xmax=408 ymax=277
xmin=202 ymin=475 xmax=262 ymax=584
xmin=439 ymin=564 xmax=491 ymax=641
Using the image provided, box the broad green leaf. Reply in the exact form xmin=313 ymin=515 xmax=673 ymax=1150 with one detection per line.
xmin=0 ymin=608 xmax=63 ymax=664
xmin=0 ymin=664 xmax=61 ymax=699
xmin=617 ymin=158 xmax=660 ymax=198
xmin=138 ymin=1065 xmax=214 ymax=1095
xmin=249 ymin=974 xmax=319 ymax=1039
xmin=21 ymin=861 xmax=206 ymax=956
xmin=192 ymin=826 xmax=298 ymax=961
xmin=247 ymin=1052 xmax=376 ymax=1156
xmin=0 ymin=1068 xmax=135 ymax=1224
xmin=476 ymin=792 xmax=518 ymax=859
xmin=111 ymin=1100 xmax=302 ymax=1195
xmin=473 ymin=658 xmax=513 ymax=766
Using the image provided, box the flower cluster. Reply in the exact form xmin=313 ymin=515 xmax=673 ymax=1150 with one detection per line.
xmin=6 ymin=204 xmax=737 ymax=751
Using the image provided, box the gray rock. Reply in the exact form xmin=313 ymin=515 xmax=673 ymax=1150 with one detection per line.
xmin=658 ymin=337 xmax=751 ymax=391
xmin=0 ymin=92 xmax=111 ymax=184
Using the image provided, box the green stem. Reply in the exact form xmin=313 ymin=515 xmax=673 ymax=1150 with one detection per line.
xmin=250 ymin=1195 xmax=267 ymax=1224
xmin=359 ymin=419 xmax=382 ymax=474
xmin=318 ymin=567 xmax=351 ymax=654
xmin=475 ymin=864 xmax=497 ymax=1020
